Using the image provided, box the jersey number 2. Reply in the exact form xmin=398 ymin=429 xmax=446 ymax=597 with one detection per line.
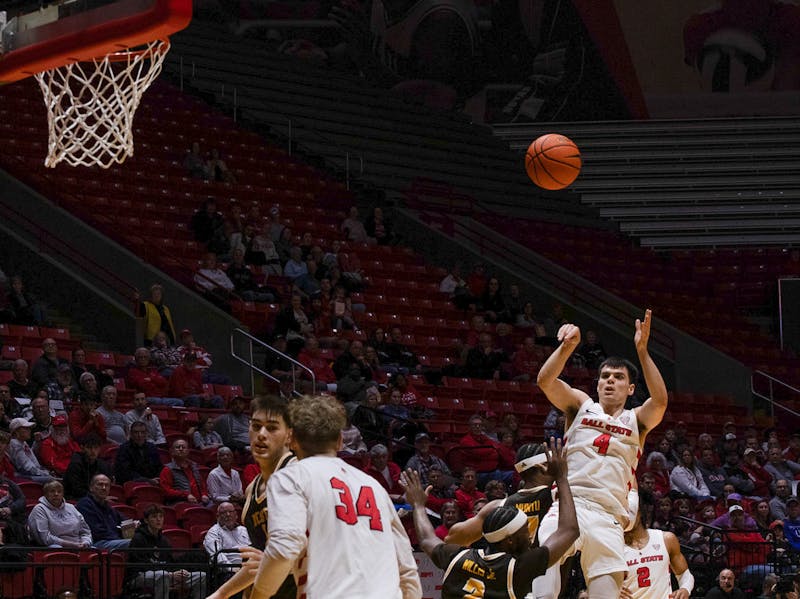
xmin=592 ymin=433 xmax=611 ymax=455
xmin=330 ymin=477 xmax=384 ymax=531
xmin=636 ymin=566 xmax=651 ymax=587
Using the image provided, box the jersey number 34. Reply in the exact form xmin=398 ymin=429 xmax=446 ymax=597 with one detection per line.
xmin=331 ymin=477 xmax=384 ymax=531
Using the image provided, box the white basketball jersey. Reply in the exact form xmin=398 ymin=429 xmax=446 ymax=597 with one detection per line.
xmin=564 ymin=399 xmax=641 ymax=519
xmin=266 ymin=455 xmax=419 ymax=599
xmin=623 ymin=529 xmax=672 ymax=599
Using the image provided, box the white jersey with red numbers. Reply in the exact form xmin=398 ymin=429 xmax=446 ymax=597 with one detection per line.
xmin=265 ymin=455 xmax=421 ymax=599
xmin=622 ymin=529 xmax=672 ymax=599
xmin=564 ymin=399 xmax=641 ymax=520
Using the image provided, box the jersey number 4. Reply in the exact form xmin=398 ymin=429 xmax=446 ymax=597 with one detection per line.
xmin=592 ymin=433 xmax=611 ymax=455
xmin=330 ymin=477 xmax=384 ymax=531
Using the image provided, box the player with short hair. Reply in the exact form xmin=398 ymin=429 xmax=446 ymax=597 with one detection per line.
xmin=620 ymin=510 xmax=694 ymax=599
xmin=445 ymin=442 xmax=554 ymax=547
xmin=534 ymin=309 xmax=668 ymax=599
xmin=207 ymin=395 xmax=296 ymax=599
xmin=250 ymin=395 xmax=422 ymax=599
xmin=403 ymin=439 xmax=578 ymax=599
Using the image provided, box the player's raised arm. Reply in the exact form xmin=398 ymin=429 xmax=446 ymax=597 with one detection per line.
xmin=665 ymin=530 xmax=693 ymax=599
xmin=632 ymin=309 xmax=668 ymax=437
xmin=536 ymin=323 xmax=589 ymax=415
xmin=403 ymin=469 xmax=444 ymax=557
xmin=536 ymin=439 xmax=579 ymax=567
xmin=444 ymin=499 xmax=503 ymax=546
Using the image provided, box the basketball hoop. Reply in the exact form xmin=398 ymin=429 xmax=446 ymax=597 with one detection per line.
xmin=34 ymin=38 xmax=171 ymax=168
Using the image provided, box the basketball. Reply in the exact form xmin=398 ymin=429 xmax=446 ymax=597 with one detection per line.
xmin=525 ymin=133 xmax=581 ymax=190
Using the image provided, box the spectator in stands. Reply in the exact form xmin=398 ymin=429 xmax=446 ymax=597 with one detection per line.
xmin=439 ymin=263 xmax=471 ymax=308
xmin=466 ymin=263 xmax=488 ymax=300
xmin=575 ymin=330 xmax=608 ymax=370
xmin=455 ymin=467 xmax=486 ymax=518
xmin=503 ymin=283 xmax=525 ymax=324
xmin=69 ymin=394 xmax=107 ymax=444
xmin=0 ymin=402 xmax=10 ymax=433
xmin=434 ymin=501 xmax=462 ymax=540
xmin=114 ymin=421 xmax=162 ymax=484
xmin=247 ymin=230 xmax=283 ymax=276
xmin=77 ymin=474 xmax=130 ymax=550
xmin=771 ymin=479 xmax=794 ymax=520
xmin=8 ymin=359 xmax=36 ymax=403
xmin=193 ymin=415 xmax=224 ymax=450
xmin=699 ymin=447 xmax=729 ymax=498
xmin=127 ymin=347 xmax=183 ymax=407
xmin=124 ymin=391 xmax=167 ymax=446
xmin=784 ymin=432 xmax=800 ymax=462
xmin=226 ymin=246 xmax=275 ymax=303
xmin=340 ymin=413 xmax=368 ymax=456
xmin=127 ymin=504 xmax=208 ymax=599
xmin=168 ymin=353 xmax=224 ymax=409
xmin=379 ymin=387 xmax=416 ymax=447
xmin=191 ymin=197 xmax=226 ymax=247
xmin=511 ymin=336 xmax=539 ymax=382
xmin=297 ymin=336 xmax=337 ymax=393
xmin=752 ymin=499 xmax=775 ymax=537
xmin=95 ymin=385 xmax=128 ymax=445
xmin=645 ymin=451 xmax=672 ymax=498
xmin=384 ymin=328 xmax=420 ymax=372
xmin=28 ymin=479 xmax=92 ymax=548
xmin=364 ymin=206 xmax=396 ymax=245
xmin=177 ymin=329 xmax=230 ymax=385
xmin=330 ymin=285 xmax=356 ymax=331
xmin=0 ymin=455 xmax=26 ymax=538
xmin=515 ymin=302 xmax=547 ymax=337
xmin=723 ymin=451 xmax=756 ymax=496
xmin=364 ymin=443 xmax=403 ymax=501
xmin=464 ymin=332 xmax=508 ymax=380
xmin=159 ymin=438 xmax=211 ymax=506
xmin=332 ymin=339 xmax=372 ymax=381
xmin=459 ymin=413 xmax=514 ymax=486
xmin=63 ymin=433 xmax=112 ymax=500
xmin=424 ymin=465 xmax=457 ymax=515
xmin=184 ymin=142 xmax=209 ymax=179
xmin=207 ymin=446 xmax=244 ymax=505
xmin=765 ymin=446 xmax=800 ymax=482
xmin=38 ymin=414 xmax=79 ymax=476
xmin=284 ymin=246 xmax=320 ymax=296
xmin=148 ymin=331 xmax=183 ymax=377
xmin=206 ymin=148 xmax=236 ymax=183
xmin=5 ymin=275 xmax=46 ymax=326
xmin=274 ymin=295 xmax=314 ymax=355
xmin=711 ymin=499 xmax=757 ymax=530
xmin=340 ymin=206 xmax=373 ymax=244
xmin=195 ymin=252 xmax=236 ymax=308
xmin=705 ymin=568 xmax=746 ymax=599
xmin=203 ymin=501 xmax=250 ymax=573
xmin=742 ymin=447 xmax=773 ymax=499
xmin=352 ymin=385 xmax=384 ymax=446
xmin=30 ymin=338 xmax=67 ymax=389
xmin=8 ymin=417 xmax=52 ymax=482
xmin=43 ymin=362 xmax=76 ymax=412
xmin=480 ymin=277 xmax=506 ymax=323
xmin=274 ymin=226 xmax=294 ymax=265
xmin=136 ymin=283 xmax=177 ymax=346
xmin=214 ymin=395 xmax=250 ymax=453
xmin=0 ymin=385 xmax=13 ymax=419
xmin=363 ymin=345 xmax=389 ymax=385
xmin=405 ymin=432 xmax=451 ymax=485
xmin=77 ymin=371 xmax=101 ymax=406
xmin=29 ymin=394 xmax=54 ymax=445
xmin=671 ymin=447 xmax=714 ymax=500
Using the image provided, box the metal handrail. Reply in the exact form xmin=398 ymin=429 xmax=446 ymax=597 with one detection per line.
xmin=751 ymin=369 xmax=800 ymax=419
xmin=230 ymin=327 xmax=314 ymax=395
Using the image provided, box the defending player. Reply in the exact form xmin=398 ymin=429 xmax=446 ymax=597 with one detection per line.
xmin=250 ymin=395 xmax=422 ymax=599
xmin=533 ymin=309 xmax=668 ymax=599
xmin=445 ymin=442 xmax=554 ymax=547
xmin=207 ymin=396 xmax=296 ymax=599
xmin=621 ymin=510 xmax=694 ymax=599
xmin=403 ymin=439 xmax=578 ymax=599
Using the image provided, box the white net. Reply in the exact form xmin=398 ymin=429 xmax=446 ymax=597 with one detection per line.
xmin=34 ymin=38 xmax=170 ymax=169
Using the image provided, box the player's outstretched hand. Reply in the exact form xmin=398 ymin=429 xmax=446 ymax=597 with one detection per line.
xmin=619 ymin=586 xmax=633 ymax=599
xmin=634 ymin=308 xmax=653 ymax=353
xmin=400 ymin=469 xmax=430 ymax=509
xmin=239 ymin=546 xmax=263 ymax=572
xmin=557 ymin=324 xmax=581 ymax=350
xmin=544 ymin=437 xmax=567 ymax=482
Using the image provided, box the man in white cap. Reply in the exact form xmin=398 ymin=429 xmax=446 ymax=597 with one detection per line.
xmin=8 ymin=418 xmax=52 ymax=483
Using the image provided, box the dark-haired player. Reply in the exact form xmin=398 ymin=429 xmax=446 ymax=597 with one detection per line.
xmin=534 ymin=309 xmax=668 ymax=599
xmin=251 ymin=395 xmax=421 ymax=599
xmin=445 ymin=442 xmax=554 ymax=547
xmin=404 ymin=439 xmax=578 ymax=598
xmin=207 ymin=396 xmax=296 ymax=599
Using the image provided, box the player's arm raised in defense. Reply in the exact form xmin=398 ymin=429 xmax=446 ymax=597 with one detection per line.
xmin=512 ymin=439 xmax=578 ymax=595
xmin=205 ymin=547 xmax=263 ymax=599
xmin=665 ymin=530 xmax=693 ymax=599
xmin=389 ymin=501 xmax=424 ymax=599
xmin=536 ymin=323 xmax=590 ymax=418
xmin=444 ymin=499 xmax=503 ymax=546
xmin=403 ymin=469 xmax=444 ymax=558
xmin=632 ymin=309 xmax=668 ymax=440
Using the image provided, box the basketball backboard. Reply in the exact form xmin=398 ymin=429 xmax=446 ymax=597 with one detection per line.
xmin=0 ymin=0 xmax=192 ymax=83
